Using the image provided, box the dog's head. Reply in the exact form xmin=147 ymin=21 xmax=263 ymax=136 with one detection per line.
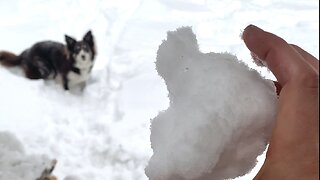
xmin=65 ymin=30 xmax=96 ymax=69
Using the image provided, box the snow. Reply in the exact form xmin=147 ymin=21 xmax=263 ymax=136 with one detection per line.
xmin=0 ymin=132 xmax=50 ymax=180
xmin=146 ymin=27 xmax=278 ymax=180
xmin=0 ymin=0 xmax=318 ymax=180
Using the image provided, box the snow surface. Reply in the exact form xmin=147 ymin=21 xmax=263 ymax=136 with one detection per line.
xmin=146 ymin=27 xmax=277 ymax=180
xmin=0 ymin=0 xmax=318 ymax=180
xmin=0 ymin=132 xmax=50 ymax=180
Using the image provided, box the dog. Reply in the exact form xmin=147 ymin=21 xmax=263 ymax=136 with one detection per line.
xmin=0 ymin=30 xmax=96 ymax=90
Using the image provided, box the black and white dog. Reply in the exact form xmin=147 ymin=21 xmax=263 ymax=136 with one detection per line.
xmin=0 ymin=31 xmax=96 ymax=90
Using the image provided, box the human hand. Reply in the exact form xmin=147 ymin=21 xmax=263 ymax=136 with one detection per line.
xmin=242 ymin=25 xmax=319 ymax=179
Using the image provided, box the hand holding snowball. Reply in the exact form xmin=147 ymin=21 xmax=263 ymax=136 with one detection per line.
xmin=146 ymin=25 xmax=318 ymax=180
xmin=146 ymin=27 xmax=278 ymax=180
xmin=243 ymin=25 xmax=319 ymax=180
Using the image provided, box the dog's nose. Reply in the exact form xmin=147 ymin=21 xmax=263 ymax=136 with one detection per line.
xmin=81 ymin=55 xmax=86 ymax=60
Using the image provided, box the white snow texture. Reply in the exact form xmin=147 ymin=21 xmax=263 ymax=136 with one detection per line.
xmin=146 ymin=27 xmax=278 ymax=180
xmin=0 ymin=132 xmax=49 ymax=180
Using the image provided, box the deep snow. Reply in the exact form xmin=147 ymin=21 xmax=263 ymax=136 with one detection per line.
xmin=0 ymin=0 xmax=318 ymax=180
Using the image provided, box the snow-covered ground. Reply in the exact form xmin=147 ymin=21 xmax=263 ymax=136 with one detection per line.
xmin=0 ymin=0 xmax=318 ymax=180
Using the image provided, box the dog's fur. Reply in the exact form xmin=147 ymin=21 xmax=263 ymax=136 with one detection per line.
xmin=0 ymin=31 xmax=96 ymax=90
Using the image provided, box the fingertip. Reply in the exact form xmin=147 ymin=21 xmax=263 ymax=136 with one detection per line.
xmin=242 ymin=24 xmax=264 ymax=44
xmin=242 ymin=25 xmax=315 ymax=86
xmin=242 ymin=24 xmax=269 ymax=61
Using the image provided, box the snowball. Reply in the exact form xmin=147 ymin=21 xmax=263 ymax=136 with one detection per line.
xmin=145 ymin=27 xmax=278 ymax=180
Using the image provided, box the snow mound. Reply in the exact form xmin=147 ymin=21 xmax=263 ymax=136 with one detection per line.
xmin=146 ymin=27 xmax=278 ymax=180
xmin=0 ymin=132 xmax=50 ymax=180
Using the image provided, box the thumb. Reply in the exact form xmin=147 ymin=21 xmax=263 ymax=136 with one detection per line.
xmin=242 ymin=25 xmax=316 ymax=86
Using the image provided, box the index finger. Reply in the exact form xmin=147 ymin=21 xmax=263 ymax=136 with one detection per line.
xmin=242 ymin=25 xmax=315 ymax=86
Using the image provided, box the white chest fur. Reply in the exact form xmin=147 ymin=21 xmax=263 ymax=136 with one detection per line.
xmin=67 ymin=50 xmax=94 ymax=87
xmin=67 ymin=66 xmax=92 ymax=87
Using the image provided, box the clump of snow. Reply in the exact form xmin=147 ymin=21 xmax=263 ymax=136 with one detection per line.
xmin=0 ymin=131 xmax=50 ymax=180
xmin=146 ymin=27 xmax=278 ymax=180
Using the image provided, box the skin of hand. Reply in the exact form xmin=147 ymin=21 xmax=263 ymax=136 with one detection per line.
xmin=243 ymin=25 xmax=319 ymax=180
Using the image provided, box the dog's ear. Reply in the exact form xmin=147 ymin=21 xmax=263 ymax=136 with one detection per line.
xmin=65 ymin=35 xmax=76 ymax=50
xmin=83 ymin=30 xmax=94 ymax=47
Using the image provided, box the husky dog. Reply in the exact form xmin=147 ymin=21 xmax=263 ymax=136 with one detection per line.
xmin=0 ymin=30 xmax=96 ymax=90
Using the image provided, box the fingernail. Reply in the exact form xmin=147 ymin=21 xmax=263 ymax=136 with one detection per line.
xmin=245 ymin=24 xmax=260 ymax=30
xmin=245 ymin=24 xmax=263 ymax=32
xmin=242 ymin=24 xmax=263 ymax=40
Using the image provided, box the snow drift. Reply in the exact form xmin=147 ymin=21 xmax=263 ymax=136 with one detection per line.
xmin=0 ymin=132 xmax=51 ymax=180
xmin=146 ymin=27 xmax=278 ymax=180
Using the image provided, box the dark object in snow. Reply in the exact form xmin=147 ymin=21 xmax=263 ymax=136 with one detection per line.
xmin=0 ymin=30 xmax=96 ymax=90
xmin=36 ymin=159 xmax=58 ymax=180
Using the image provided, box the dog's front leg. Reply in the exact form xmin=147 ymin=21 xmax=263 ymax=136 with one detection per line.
xmin=62 ymin=75 xmax=69 ymax=90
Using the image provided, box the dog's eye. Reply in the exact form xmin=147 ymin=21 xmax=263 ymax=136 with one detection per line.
xmin=82 ymin=44 xmax=89 ymax=51
xmin=75 ymin=46 xmax=81 ymax=52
